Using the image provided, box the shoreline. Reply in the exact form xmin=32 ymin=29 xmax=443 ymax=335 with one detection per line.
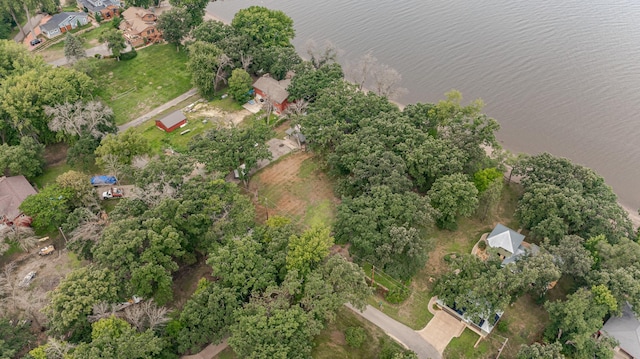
xmin=203 ymin=7 xmax=639 ymax=230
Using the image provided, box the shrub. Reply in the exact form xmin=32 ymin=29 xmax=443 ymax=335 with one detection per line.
xmin=119 ymin=48 xmax=137 ymax=61
xmin=385 ymin=285 xmax=410 ymax=304
xmin=94 ymin=53 xmax=102 ymax=59
xmin=478 ymin=239 xmax=487 ymax=251
xmin=345 ymin=327 xmax=366 ymax=348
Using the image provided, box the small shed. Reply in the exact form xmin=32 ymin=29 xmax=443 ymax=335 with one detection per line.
xmin=156 ymin=110 xmax=186 ymax=133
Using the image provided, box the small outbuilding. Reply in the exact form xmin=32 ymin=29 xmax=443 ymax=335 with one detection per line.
xmin=156 ymin=110 xmax=186 ymax=133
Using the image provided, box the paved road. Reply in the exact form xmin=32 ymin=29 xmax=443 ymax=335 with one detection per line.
xmin=48 ymin=43 xmax=133 ymax=67
xmin=117 ymin=88 xmax=199 ymax=132
xmin=346 ymin=304 xmax=442 ymax=359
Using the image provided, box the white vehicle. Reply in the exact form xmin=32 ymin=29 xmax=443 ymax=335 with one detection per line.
xmin=102 ymin=187 xmax=124 ymax=200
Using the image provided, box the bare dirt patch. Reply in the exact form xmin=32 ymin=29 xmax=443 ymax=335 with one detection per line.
xmin=189 ymin=103 xmax=250 ymax=127
xmin=248 ymin=152 xmax=339 ymax=226
xmin=43 ymin=143 xmax=69 ymax=166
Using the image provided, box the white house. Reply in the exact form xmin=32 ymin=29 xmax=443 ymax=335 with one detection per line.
xmin=39 ymin=12 xmax=89 ymax=39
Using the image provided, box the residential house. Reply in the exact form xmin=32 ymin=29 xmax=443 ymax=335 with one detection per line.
xmin=39 ymin=12 xmax=89 ymax=39
xmin=0 ymin=176 xmax=37 ymax=227
xmin=435 ymin=298 xmax=503 ymax=337
xmin=119 ymin=7 xmax=162 ymax=47
xmin=77 ymin=0 xmax=120 ymax=19
xmin=156 ymin=110 xmax=186 ymax=133
xmin=602 ymin=304 xmax=640 ymax=359
xmin=486 ymin=223 xmax=529 ymax=265
xmin=253 ymin=75 xmax=292 ymax=114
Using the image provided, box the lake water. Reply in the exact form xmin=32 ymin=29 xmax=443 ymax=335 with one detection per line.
xmin=207 ymin=0 xmax=640 ymax=211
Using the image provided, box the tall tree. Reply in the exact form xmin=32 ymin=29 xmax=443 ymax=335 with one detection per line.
xmin=99 ymin=29 xmax=126 ymax=61
xmin=94 ymin=128 xmax=150 ymax=166
xmin=168 ymin=0 xmax=208 ymax=28
xmin=227 ymin=68 xmax=253 ymax=103
xmin=286 ymin=225 xmax=334 ymax=278
xmin=0 ymin=136 xmax=45 ymax=178
xmin=157 ymin=8 xmax=189 ymax=51
xmin=45 ymin=100 xmax=116 ymax=142
xmin=187 ymin=41 xmax=222 ymax=97
xmin=20 ymin=184 xmax=75 ymax=232
xmin=231 ymin=6 xmax=295 ymax=48
xmin=428 ymin=173 xmax=479 ymax=230
xmin=64 ymin=32 xmax=86 ymax=63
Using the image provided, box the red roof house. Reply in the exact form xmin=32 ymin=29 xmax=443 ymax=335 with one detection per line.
xmin=156 ymin=110 xmax=186 ymax=133
xmin=0 ymin=176 xmax=37 ymax=227
xmin=253 ymin=75 xmax=292 ymax=114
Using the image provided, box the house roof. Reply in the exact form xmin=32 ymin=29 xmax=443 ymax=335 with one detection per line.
xmin=0 ymin=176 xmax=37 ymax=220
xmin=121 ymin=7 xmax=157 ymax=34
xmin=487 ymin=223 xmax=525 ymax=255
xmin=603 ymin=303 xmax=640 ymax=358
xmin=40 ymin=12 xmax=86 ymax=32
xmin=78 ymin=0 xmax=120 ymax=13
xmin=157 ymin=110 xmax=186 ymax=128
xmin=253 ymin=76 xmax=290 ymax=104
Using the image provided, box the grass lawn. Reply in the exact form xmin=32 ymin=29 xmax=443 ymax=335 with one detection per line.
xmin=444 ymin=329 xmax=493 ymax=359
xmin=93 ymin=44 xmax=192 ymax=125
xmin=214 ymin=347 xmax=237 ymax=359
xmin=32 ymin=163 xmax=72 ymax=189
xmin=495 ymin=294 xmax=550 ymax=358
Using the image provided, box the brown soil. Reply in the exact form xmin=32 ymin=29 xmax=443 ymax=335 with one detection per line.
xmin=329 ymin=330 xmax=346 ymax=345
xmin=43 ymin=142 xmax=69 ymax=166
xmin=248 ymin=152 xmax=339 ymax=224
xmin=170 ymin=257 xmax=213 ymax=310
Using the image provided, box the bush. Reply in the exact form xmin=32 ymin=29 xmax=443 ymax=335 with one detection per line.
xmin=94 ymin=53 xmax=102 ymax=59
xmin=478 ymin=239 xmax=487 ymax=250
xmin=119 ymin=48 xmax=137 ymax=61
xmin=345 ymin=327 xmax=366 ymax=348
xmin=385 ymin=285 xmax=410 ymax=304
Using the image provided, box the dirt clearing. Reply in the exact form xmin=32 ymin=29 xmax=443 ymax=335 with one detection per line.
xmin=248 ymin=152 xmax=339 ymax=227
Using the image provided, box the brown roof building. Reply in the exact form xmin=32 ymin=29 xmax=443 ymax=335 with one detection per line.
xmin=0 ymin=176 xmax=37 ymax=226
xmin=119 ymin=7 xmax=162 ymax=47
xmin=253 ymin=75 xmax=292 ymax=114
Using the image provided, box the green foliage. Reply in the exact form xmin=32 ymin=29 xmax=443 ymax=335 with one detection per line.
xmin=473 ymin=167 xmax=503 ymax=192
xmin=379 ymin=338 xmax=418 ymax=359
xmin=67 ymin=135 xmax=99 ymax=170
xmin=227 ymin=68 xmax=253 ymax=103
xmin=478 ymin=240 xmax=487 ymax=250
xmin=516 ymin=252 xmax=561 ymax=298
xmin=99 ymin=28 xmax=126 ymax=59
xmin=112 ymin=15 xmax=122 ymax=29
xmin=231 ymin=6 xmax=295 ymax=48
xmin=287 ymin=62 xmax=344 ymax=102
xmin=119 ymin=48 xmax=137 ymax=61
xmin=168 ymin=0 xmax=208 ymax=28
xmin=0 ymin=317 xmax=34 ymax=359
xmin=344 ymin=327 xmax=366 ymax=348
xmin=286 ymin=225 xmax=334 ymax=278
xmin=56 ymin=170 xmax=97 ymax=206
xmin=20 ymin=184 xmax=75 ymax=232
xmin=44 ymin=266 xmax=120 ymax=337
xmin=157 ymin=8 xmax=189 ymax=49
xmin=0 ymin=136 xmax=45 ymax=178
xmin=384 ymin=285 xmax=410 ymax=304
xmin=64 ymin=32 xmax=86 ymax=62
xmin=252 ymin=46 xmax=301 ymax=80
xmin=175 ymin=280 xmax=240 ymax=354
xmin=95 ymin=12 xmax=102 ymax=23
xmin=335 ymin=186 xmax=433 ymax=280
xmin=71 ymin=317 xmax=164 ymax=359
xmin=186 ymin=41 xmax=221 ymax=97
xmin=547 ymin=235 xmax=594 ymax=280
xmin=428 ymin=173 xmax=479 ymax=230
xmin=517 ymin=342 xmax=565 ymax=359
xmin=95 ymin=128 xmax=151 ymax=166
xmin=192 ymin=20 xmax=233 ymax=44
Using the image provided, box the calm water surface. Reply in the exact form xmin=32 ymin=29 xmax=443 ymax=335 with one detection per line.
xmin=208 ymin=0 xmax=640 ymax=210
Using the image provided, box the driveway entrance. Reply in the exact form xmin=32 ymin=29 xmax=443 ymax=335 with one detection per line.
xmin=418 ymin=310 xmax=466 ymax=354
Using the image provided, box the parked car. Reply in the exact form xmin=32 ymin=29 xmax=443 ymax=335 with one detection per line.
xmin=30 ymin=38 xmax=42 ymax=46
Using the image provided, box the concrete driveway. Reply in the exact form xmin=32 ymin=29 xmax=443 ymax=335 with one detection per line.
xmin=418 ymin=310 xmax=466 ymax=354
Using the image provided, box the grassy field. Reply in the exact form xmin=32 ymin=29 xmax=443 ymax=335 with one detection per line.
xmin=94 ymin=44 xmax=192 ymax=125
xmin=444 ymin=329 xmax=493 ymax=359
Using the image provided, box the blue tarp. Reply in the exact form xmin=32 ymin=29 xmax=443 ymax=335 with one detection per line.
xmin=91 ymin=175 xmax=117 ymax=186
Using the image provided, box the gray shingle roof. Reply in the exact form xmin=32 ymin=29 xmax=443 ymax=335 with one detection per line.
xmin=158 ymin=110 xmax=186 ymax=129
xmin=487 ymin=223 xmax=525 ymax=255
xmin=253 ymin=76 xmax=290 ymax=104
xmin=41 ymin=12 xmax=86 ymax=32
xmin=603 ymin=303 xmax=640 ymax=358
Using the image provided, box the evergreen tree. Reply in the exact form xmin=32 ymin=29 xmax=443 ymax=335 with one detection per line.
xmin=64 ymin=33 xmax=86 ymax=63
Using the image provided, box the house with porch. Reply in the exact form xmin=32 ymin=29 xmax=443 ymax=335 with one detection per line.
xmin=119 ymin=7 xmax=162 ymax=47
xmin=602 ymin=304 xmax=640 ymax=359
xmin=0 ymin=176 xmax=37 ymax=227
xmin=77 ymin=0 xmax=120 ymax=19
xmin=252 ymin=75 xmax=292 ymax=114
xmin=486 ymin=223 xmax=531 ymax=265
xmin=39 ymin=12 xmax=89 ymax=39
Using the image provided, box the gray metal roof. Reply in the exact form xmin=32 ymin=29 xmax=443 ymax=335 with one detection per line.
xmin=603 ymin=303 xmax=640 ymax=358
xmin=487 ymin=223 xmax=525 ymax=255
xmin=158 ymin=110 xmax=186 ymax=128
xmin=41 ymin=12 xmax=86 ymax=32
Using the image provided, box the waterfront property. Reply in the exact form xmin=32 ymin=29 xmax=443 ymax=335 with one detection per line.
xmin=252 ymin=74 xmax=291 ymax=114
xmin=119 ymin=7 xmax=163 ymax=47
xmin=39 ymin=12 xmax=89 ymax=39
xmin=486 ymin=223 xmax=528 ymax=265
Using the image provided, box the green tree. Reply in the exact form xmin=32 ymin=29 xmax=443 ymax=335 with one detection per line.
xmin=0 ymin=136 xmax=45 ymax=178
xmin=188 ymin=122 xmax=272 ymax=185
xmin=405 ymin=136 xmax=467 ymax=191
xmin=71 ymin=317 xmax=163 ymax=359
xmin=95 ymin=128 xmax=151 ymax=166
xmin=175 ymin=280 xmax=240 ymax=354
xmin=168 ymin=0 xmax=208 ymax=28
xmin=67 ymin=135 xmax=99 ymax=170
xmin=227 ymin=68 xmax=252 ymax=103
xmin=548 ymin=235 xmax=594 ymax=280
xmin=64 ymin=32 xmax=86 ymax=62
xmin=157 ymin=8 xmax=189 ymax=51
xmin=44 ymin=266 xmax=120 ymax=337
xmin=286 ymin=225 xmax=334 ymax=278
xmin=252 ymin=46 xmax=301 ymax=80
xmin=287 ymin=62 xmax=344 ymax=102
xmin=56 ymin=170 xmax=97 ymax=208
xmin=231 ymin=6 xmax=295 ymax=48
xmin=192 ymin=20 xmax=233 ymax=44
xmin=428 ymin=173 xmax=478 ymax=230
xmin=19 ymin=184 xmax=75 ymax=232
xmin=473 ymin=167 xmax=503 ymax=192
xmin=99 ymin=29 xmax=126 ymax=60
xmin=517 ymin=342 xmax=565 ymax=359
xmin=187 ymin=41 xmax=222 ymax=97
xmin=517 ymin=252 xmax=561 ymax=298
xmin=95 ymin=11 xmax=102 ymax=23
xmin=477 ymin=178 xmax=503 ymax=222
xmin=0 ymin=317 xmax=34 ymax=358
